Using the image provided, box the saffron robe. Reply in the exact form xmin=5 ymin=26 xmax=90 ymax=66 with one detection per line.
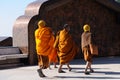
xmin=35 ymin=27 xmax=53 ymax=56
xmin=57 ymin=29 xmax=78 ymax=64
xmin=48 ymin=36 xmax=58 ymax=63
xmin=35 ymin=27 xmax=54 ymax=68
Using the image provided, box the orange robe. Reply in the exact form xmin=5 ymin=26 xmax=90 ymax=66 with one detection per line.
xmin=35 ymin=27 xmax=54 ymax=68
xmin=57 ymin=29 xmax=78 ymax=64
xmin=35 ymin=27 xmax=53 ymax=56
xmin=48 ymin=36 xmax=58 ymax=63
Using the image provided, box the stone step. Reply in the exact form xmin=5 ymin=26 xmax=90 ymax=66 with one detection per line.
xmin=0 ymin=47 xmax=28 ymax=60
xmin=0 ymin=63 xmax=24 ymax=69
xmin=0 ymin=47 xmax=21 ymax=55
xmin=0 ymin=58 xmax=20 ymax=65
xmin=0 ymin=54 xmax=28 ymax=60
xmin=0 ymin=47 xmax=28 ymax=68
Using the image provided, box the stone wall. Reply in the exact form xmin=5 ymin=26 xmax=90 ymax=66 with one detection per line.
xmin=41 ymin=0 xmax=120 ymax=58
xmin=13 ymin=0 xmax=120 ymax=64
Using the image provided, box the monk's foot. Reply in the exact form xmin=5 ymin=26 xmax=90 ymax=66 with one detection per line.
xmin=49 ymin=67 xmax=52 ymax=70
xmin=54 ymin=66 xmax=58 ymax=68
xmin=68 ymin=68 xmax=72 ymax=71
xmin=37 ymin=69 xmax=46 ymax=77
xmin=90 ymin=69 xmax=94 ymax=73
xmin=58 ymin=70 xmax=66 ymax=73
xmin=84 ymin=71 xmax=90 ymax=75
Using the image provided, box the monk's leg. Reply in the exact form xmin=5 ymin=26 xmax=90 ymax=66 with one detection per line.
xmin=37 ymin=55 xmax=48 ymax=77
xmin=54 ymin=62 xmax=58 ymax=68
xmin=87 ymin=54 xmax=94 ymax=73
xmin=85 ymin=61 xmax=94 ymax=74
xmin=84 ymin=61 xmax=90 ymax=74
xmin=58 ymin=64 xmax=65 ymax=73
xmin=66 ymin=63 xmax=72 ymax=71
xmin=48 ymin=62 xmax=52 ymax=70
xmin=37 ymin=67 xmax=46 ymax=77
xmin=88 ymin=62 xmax=94 ymax=73
xmin=85 ymin=61 xmax=89 ymax=71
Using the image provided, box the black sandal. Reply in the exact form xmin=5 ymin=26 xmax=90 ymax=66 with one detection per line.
xmin=84 ymin=71 xmax=90 ymax=75
xmin=69 ymin=68 xmax=72 ymax=71
xmin=37 ymin=69 xmax=46 ymax=77
xmin=58 ymin=70 xmax=66 ymax=73
xmin=90 ymin=69 xmax=94 ymax=73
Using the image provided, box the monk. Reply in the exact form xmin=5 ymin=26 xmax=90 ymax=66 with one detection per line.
xmin=54 ymin=24 xmax=78 ymax=73
xmin=35 ymin=20 xmax=54 ymax=77
xmin=81 ymin=24 xmax=94 ymax=74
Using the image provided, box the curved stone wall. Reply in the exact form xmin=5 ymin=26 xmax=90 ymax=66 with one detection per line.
xmin=42 ymin=0 xmax=120 ymax=57
xmin=13 ymin=0 xmax=48 ymax=64
xmin=13 ymin=0 xmax=120 ymax=64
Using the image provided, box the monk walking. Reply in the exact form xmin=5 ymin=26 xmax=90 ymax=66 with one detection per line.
xmin=35 ymin=20 xmax=54 ymax=77
xmin=54 ymin=24 xmax=78 ymax=73
xmin=81 ymin=24 xmax=94 ymax=74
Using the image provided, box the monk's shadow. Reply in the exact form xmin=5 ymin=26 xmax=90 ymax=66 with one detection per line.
xmin=62 ymin=67 xmax=108 ymax=73
xmin=54 ymin=71 xmax=120 ymax=79
xmin=95 ymin=71 xmax=120 ymax=75
xmin=62 ymin=67 xmax=85 ymax=70
xmin=54 ymin=76 xmax=120 ymax=79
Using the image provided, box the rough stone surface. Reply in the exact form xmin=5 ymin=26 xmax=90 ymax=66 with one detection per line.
xmin=42 ymin=0 xmax=120 ymax=57
xmin=13 ymin=0 xmax=120 ymax=64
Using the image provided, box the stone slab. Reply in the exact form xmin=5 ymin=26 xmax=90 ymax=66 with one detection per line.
xmin=0 ymin=57 xmax=120 ymax=80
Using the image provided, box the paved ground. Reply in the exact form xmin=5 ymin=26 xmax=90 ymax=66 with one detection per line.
xmin=0 ymin=56 xmax=120 ymax=80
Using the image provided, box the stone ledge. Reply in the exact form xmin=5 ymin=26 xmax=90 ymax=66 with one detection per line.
xmin=0 ymin=63 xmax=24 ymax=69
xmin=0 ymin=54 xmax=28 ymax=61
